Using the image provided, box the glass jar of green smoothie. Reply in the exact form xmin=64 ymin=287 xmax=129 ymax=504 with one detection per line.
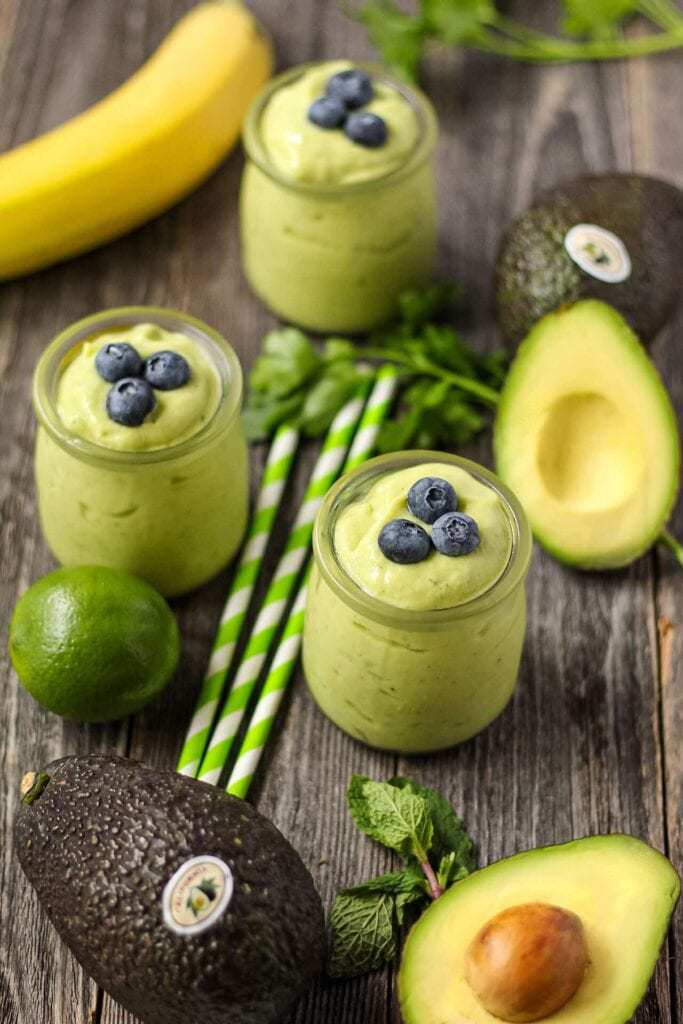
xmin=33 ymin=307 xmax=248 ymax=598
xmin=240 ymin=61 xmax=438 ymax=333
xmin=303 ymin=452 xmax=532 ymax=753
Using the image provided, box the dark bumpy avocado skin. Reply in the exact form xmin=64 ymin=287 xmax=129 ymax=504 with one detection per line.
xmin=496 ymin=174 xmax=683 ymax=344
xmin=15 ymin=754 xmax=325 ymax=1024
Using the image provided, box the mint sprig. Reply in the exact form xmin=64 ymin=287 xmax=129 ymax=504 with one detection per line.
xmin=328 ymin=775 xmax=476 ymax=978
xmin=352 ymin=0 xmax=683 ymax=80
xmin=243 ymin=284 xmax=505 ymax=451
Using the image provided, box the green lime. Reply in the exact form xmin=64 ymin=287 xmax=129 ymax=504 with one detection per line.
xmin=9 ymin=566 xmax=180 ymax=722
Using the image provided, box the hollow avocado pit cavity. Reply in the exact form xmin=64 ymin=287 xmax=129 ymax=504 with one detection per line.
xmin=537 ymin=391 xmax=645 ymax=512
xmin=464 ymin=902 xmax=589 ymax=1022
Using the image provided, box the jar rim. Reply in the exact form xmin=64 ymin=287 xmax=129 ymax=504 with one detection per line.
xmin=242 ymin=61 xmax=439 ymax=197
xmin=312 ymin=450 xmax=533 ymax=629
xmin=32 ymin=306 xmax=243 ymax=468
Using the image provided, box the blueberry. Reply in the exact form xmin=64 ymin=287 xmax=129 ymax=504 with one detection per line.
xmin=325 ymin=68 xmax=374 ymax=110
xmin=378 ymin=518 xmax=432 ymax=564
xmin=344 ymin=111 xmax=387 ymax=148
xmin=143 ymin=350 xmax=191 ymax=391
xmin=432 ymin=512 xmax=480 ymax=557
xmin=308 ymin=95 xmax=347 ymax=129
xmin=94 ymin=342 xmax=143 ymax=383
xmin=407 ymin=476 xmax=458 ymax=525
xmin=106 ymin=378 xmax=156 ymax=427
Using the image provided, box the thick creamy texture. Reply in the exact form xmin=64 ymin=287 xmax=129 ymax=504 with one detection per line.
xmin=240 ymin=61 xmax=436 ymax=333
xmin=35 ymin=323 xmax=248 ymax=596
xmin=261 ymin=61 xmax=419 ymax=186
xmin=303 ymin=461 xmax=527 ymax=753
xmin=335 ymin=463 xmax=512 ymax=611
xmin=57 ymin=323 xmax=221 ymax=452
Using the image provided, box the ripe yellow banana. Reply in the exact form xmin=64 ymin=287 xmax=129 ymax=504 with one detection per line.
xmin=0 ymin=2 xmax=272 ymax=278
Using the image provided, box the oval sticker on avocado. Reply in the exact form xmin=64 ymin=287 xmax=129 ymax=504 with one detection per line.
xmin=564 ymin=224 xmax=631 ymax=283
xmin=162 ymin=855 xmax=233 ymax=936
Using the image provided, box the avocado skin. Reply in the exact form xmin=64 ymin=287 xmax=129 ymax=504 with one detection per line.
xmin=14 ymin=754 xmax=325 ymax=1024
xmin=496 ymin=174 xmax=683 ymax=344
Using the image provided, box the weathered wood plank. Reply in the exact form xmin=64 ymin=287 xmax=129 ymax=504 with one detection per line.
xmin=0 ymin=2 xmax=680 ymax=1024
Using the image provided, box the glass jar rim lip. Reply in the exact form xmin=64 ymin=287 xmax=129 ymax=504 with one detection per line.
xmin=312 ymin=450 xmax=533 ymax=627
xmin=32 ymin=306 xmax=243 ymax=467
xmin=242 ymin=61 xmax=439 ymax=197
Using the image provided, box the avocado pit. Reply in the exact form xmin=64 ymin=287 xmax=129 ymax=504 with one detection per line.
xmin=464 ymin=902 xmax=589 ymax=1022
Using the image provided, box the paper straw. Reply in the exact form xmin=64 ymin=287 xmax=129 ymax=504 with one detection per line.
xmin=226 ymin=365 xmax=399 ymax=798
xmin=176 ymin=423 xmax=300 ymax=777
xmin=195 ymin=377 xmax=373 ymax=785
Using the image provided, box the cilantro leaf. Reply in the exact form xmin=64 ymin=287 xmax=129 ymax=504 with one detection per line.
xmin=357 ymin=0 xmax=428 ymax=80
xmin=249 ymin=327 xmax=320 ymax=397
xmin=328 ymin=891 xmax=397 ymax=977
xmin=562 ymin=0 xmax=640 ymax=39
xmin=422 ymin=0 xmax=496 ymax=45
xmin=347 ymin=775 xmax=434 ymax=861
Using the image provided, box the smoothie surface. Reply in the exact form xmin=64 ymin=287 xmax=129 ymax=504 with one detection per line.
xmin=56 ymin=324 xmax=221 ymax=452
xmin=335 ymin=463 xmax=513 ymax=611
xmin=260 ymin=61 xmax=419 ymax=185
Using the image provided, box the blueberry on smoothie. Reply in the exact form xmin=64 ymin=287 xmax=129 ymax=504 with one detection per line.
xmin=432 ymin=512 xmax=480 ymax=557
xmin=143 ymin=351 xmax=191 ymax=391
xmin=325 ymin=68 xmax=373 ymax=109
xmin=308 ymin=95 xmax=347 ymax=129
xmin=95 ymin=342 xmax=143 ymax=383
xmin=378 ymin=518 xmax=431 ymax=564
xmin=106 ymin=378 xmax=156 ymax=427
xmin=344 ymin=111 xmax=388 ymax=148
xmin=407 ymin=476 xmax=458 ymax=525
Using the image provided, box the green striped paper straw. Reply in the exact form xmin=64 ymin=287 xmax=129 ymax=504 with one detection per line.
xmin=195 ymin=377 xmax=373 ymax=786
xmin=226 ymin=365 xmax=399 ymax=798
xmin=176 ymin=422 xmax=300 ymax=777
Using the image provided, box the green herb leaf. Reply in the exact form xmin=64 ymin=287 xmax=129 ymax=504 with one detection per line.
xmin=328 ymin=890 xmax=397 ymax=977
xmin=357 ymin=0 xmax=428 ymax=80
xmin=249 ymin=327 xmax=320 ymax=397
xmin=388 ymin=778 xmax=477 ymax=869
xmin=562 ymin=0 xmax=640 ymax=39
xmin=347 ymin=775 xmax=434 ymax=861
xmin=422 ymin=0 xmax=496 ymax=45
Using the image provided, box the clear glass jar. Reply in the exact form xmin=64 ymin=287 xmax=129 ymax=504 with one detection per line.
xmin=33 ymin=307 xmax=248 ymax=598
xmin=240 ymin=63 xmax=438 ymax=333
xmin=303 ymin=452 xmax=532 ymax=753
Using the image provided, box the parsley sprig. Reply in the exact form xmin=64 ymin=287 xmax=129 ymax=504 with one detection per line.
xmin=352 ymin=0 xmax=683 ymax=80
xmin=328 ymin=775 xmax=476 ymax=978
xmin=244 ymin=285 xmax=505 ymax=453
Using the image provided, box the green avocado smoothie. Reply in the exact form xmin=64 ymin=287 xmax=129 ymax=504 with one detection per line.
xmin=240 ymin=61 xmax=438 ymax=333
xmin=33 ymin=309 xmax=248 ymax=597
xmin=303 ymin=454 xmax=532 ymax=753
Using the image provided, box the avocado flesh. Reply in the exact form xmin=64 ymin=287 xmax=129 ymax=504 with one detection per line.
xmin=399 ymin=835 xmax=680 ymax=1024
xmin=496 ymin=173 xmax=683 ymax=344
xmin=14 ymin=754 xmax=325 ymax=1024
xmin=493 ymin=300 xmax=680 ymax=569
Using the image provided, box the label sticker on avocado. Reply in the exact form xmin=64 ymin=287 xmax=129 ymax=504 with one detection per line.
xmin=162 ymin=855 xmax=233 ymax=936
xmin=564 ymin=224 xmax=631 ymax=283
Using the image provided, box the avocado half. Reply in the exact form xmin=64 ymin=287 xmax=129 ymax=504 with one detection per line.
xmin=399 ymin=835 xmax=680 ymax=1024
xmin=494 ymin=300 xmax=680 ymax=569
xmin=496 ymin=173 xmax=683 ymax=344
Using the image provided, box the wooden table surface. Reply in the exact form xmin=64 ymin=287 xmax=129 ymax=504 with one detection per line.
xmin=1 ymin=2 xmax=682 ymax=1022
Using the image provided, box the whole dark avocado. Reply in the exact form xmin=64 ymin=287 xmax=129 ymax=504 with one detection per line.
xmin=496 ymin=174 xmax=683 ymax=344
xmin=14 ymin=754 xmax=325 ymax=1024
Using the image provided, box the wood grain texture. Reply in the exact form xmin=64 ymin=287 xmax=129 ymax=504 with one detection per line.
xmin=0 ymin=2 xmax=680 ymax=1023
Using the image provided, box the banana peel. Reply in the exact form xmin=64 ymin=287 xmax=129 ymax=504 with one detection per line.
xmin=0 ymin=1 xmax=272 ymax=278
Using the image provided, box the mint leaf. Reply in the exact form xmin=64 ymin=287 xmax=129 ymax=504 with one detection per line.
xmin=562 ymin=0 xmax=640 ymax=39
xmin=342 ymin=871 xmax=412 ymax=897
xmin=389 ymin=778 xmax=477 ymax=869
xmin=298 ymin=361 xmax=364 ymax=436
xmin=347 ymin=775 xmax=433 ymax=861
xmin=328 ymin=891 xmax=397 ymax=977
